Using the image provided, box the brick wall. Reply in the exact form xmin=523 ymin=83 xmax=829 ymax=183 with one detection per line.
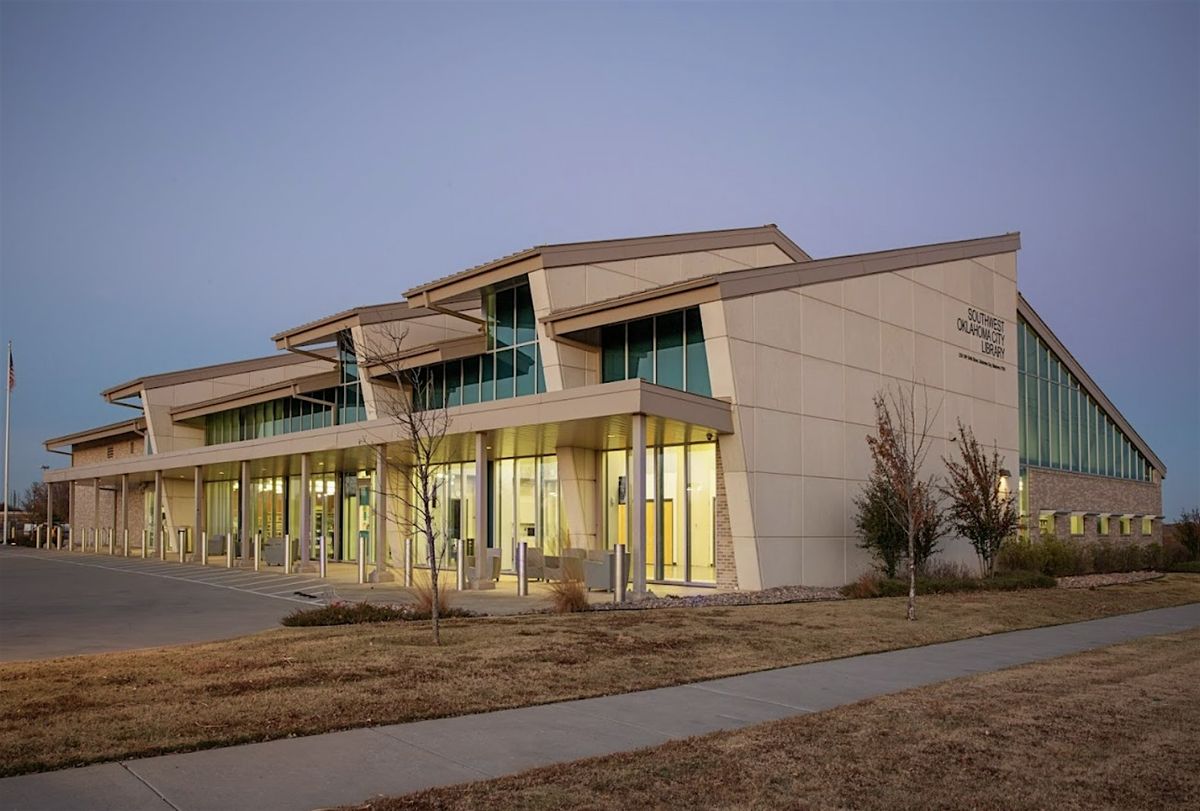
xmin=1025 ymin=466 xmax=1162 ymax=545
xmin=714 ymin=445 xmax=739 ymax=590
xmin=68 ymin=433 xmax=148 ymax=547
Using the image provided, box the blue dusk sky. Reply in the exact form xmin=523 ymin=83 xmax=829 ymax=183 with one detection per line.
xmin=1 ymin=2 xmax=1197 ymax=516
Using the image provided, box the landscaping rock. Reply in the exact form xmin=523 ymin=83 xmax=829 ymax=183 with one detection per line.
xmin=588 ymin=584 xmax=844 ymax=611
xmin=1056 ymin=571 xmax=1164 ymax=589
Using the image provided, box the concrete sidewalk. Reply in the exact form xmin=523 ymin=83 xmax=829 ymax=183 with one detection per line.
xmin=3 ymin=602 xmax=1198 ymax=811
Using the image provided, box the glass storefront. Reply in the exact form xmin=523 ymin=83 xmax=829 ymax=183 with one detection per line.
xmin=601 ymin=441 xmax=716 ymax=585
xmin=492 ymin=455 xmax=561 ymax=571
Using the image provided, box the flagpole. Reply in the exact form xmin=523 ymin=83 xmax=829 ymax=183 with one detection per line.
xmin=2 ymin=341 xmax=10 ymax=546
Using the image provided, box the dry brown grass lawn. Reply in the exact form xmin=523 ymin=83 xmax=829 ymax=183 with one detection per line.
xmin=2 ymin=575 xmax=1198 ymax=778
xmin=362 ymin=628 xmax=1200 ymax=811
xmin=359 ymin=626 xmax=1200 ymax=811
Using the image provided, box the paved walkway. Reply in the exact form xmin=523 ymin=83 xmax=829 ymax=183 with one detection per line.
xmin=2 ymin=602 xmax=1198 ymax=811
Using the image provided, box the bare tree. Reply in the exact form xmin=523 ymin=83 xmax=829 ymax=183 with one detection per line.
xmin=358 ymin=325 xmax=452 ymax=644
xmin=20 ymin=481 xmax=69 ymax=526
xmin=865 ymin=383 xmax=943 ymax=621
xmin=942 ymin=420 xmax=1019 ymax=577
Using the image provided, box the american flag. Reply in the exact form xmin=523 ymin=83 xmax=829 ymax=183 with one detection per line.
xmin=6 ymin=346 xmax=12 ymax=391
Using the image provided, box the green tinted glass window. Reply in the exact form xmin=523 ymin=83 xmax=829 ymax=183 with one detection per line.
xmin=494 ymin=287 xmax=515 ymax=348
xmin=601 ymin=324 xmax=626 ymax=383
xmin=684 ymin=308 xmax=711 ymax=396
xmin=515 ymin=283 xmax=536 ymax=345
xmin=495 ymin=348 xmax=515 ymax=399
xmin=627 ymin=318 xmax=654 ymax=382
xmin=515 ymin=344 xmax=537 ymax=397
xmin=655 ymin=311 xmax=684 ymax=390
xmin=462 ymin=356 xmax=480 ymax=405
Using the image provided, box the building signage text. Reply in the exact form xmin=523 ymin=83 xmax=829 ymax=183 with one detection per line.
xmin=956 ymin=307 xmax=1006 ymax=359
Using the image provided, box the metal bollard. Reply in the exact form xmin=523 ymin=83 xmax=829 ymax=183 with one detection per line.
xmin=198 ymin=531 xmax=207 ymax=566
xmin=319 ymin=533 xmax=327 ymax=579
xmin=517 ymin=541 xmax=528 ymax=597
xmin=281 ymin=533 xmax=290 ymax=574
xmin=615 ymin=543 xmax=627 ymax=603
xmin=34 ymin=526 xmax=41 ymax=549
xmin=107 ymin=528 xmax=113 ymax=555
xmin=122 ymin=529 xmax=129 ymax=557
xmin=403 ymin=536 xmax=413 ymax=587
xmin=226 ymin=534 xmax=234 ymax=569
xmin=357 ymin=535 xmax=366 ymax=584
xmin=177 ymin=529 xmax=186 ymax=564
xmin=141 ymin=530 xmax=148 ymax=559
xmin=56 ymin=526 xmax=63 ymax=550
xmin=456 ymin=539 xmax=466 ymax=591
xmin=253 ymin=532 xmax=262 ymax=572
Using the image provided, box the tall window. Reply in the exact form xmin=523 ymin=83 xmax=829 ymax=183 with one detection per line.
xmin=1017 ymin=316 xmax=1151 ymax=482
xmin=600 ymin=307 xmax=711 ymax=396
xmin=414 ymin=279 xmax=545 ymax=410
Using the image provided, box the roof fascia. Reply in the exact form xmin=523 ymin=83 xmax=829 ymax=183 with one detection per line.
xmin=538 ymin=225 xmax=809 ymax=268
xmin=169 ymin=371 xmax=343 ymax=422
xmin=364 ymin=335 xmax=487 ymax=378
xmin=545 ymin=278 xmax=721 ymax=338
xmin=44 ymin=417 xmax=147 ymax=451
xmin=407 ymin=254 xmax=544 ymax=308
xmin=716 ymin=233 xmax=1022 ymax=300
xmin=102 ymin=351 xmax=331 ymax=403
xmin=1018 ymin=294 xmax=1166 ymax=475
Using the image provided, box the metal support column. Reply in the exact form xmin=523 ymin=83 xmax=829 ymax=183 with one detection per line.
xmin=473 ymin=432 xmax=489 ymax=589
xmin=299 ymin=453 xmax=312 ymax=572
xmin=92 ymin=478 xmax=100 ymax=554
xmin=120 ymin=474 xmax=129 ymax=556
xmin=239 ymin=461 xmax=250 ymax=563
xmin=369 ymin=444 xmax=393 ymax=582
xmin=194 ymin=466 xmax=205 ymax=565
xmin=630 ymin=413 xmax=647 ymax=598
xmin=154 ymin=471 xmax=164 ymax=560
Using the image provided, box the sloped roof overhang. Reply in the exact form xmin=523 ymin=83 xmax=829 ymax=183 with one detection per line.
xmin=363 ymin=335 xmax=487 ymax=380
xmin=102 ymin=349 xmax=335 ymax=403
xmin=545 ymin=232 xmax=1022 ymax=338
xmin=170 ymin=371 xmax=343 ymax=422
xmin=404 ymin=224 xmax=811 ymax=308
xmin=45 ymin=417 xmax=147 ymax=452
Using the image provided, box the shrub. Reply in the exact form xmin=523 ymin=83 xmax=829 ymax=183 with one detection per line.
xmin=920 ymin=559 xmax=976 ymax=580
xmin=997 ymin=538 xmax=1044 ymax=574
xmin=840 ymin=569 xmax=1054 ymax=598
xmin=1141 ymin=543 xmax=1164 ymax=571
xmin=1176 ymin=507 xmax=1200 ymax=560
xmin=283 ymin=601 xmax=415 ymax=626
xmin=840 ymin=573 xmax=883 ymax=599
xmin=1166 ymin=560 xmax=1200 ymax=574
xmin=411 ymin=571 xmax=452 ymax=617
xmin=1164 ymin=536 xmax=1191 ymax=566
xmin=547 ymin=578 xmax=590 ymax=613
xmin=1039 ymin=535 xmax=1089 ymax=577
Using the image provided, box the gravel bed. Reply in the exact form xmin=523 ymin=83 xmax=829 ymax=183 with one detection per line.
xmin=586 ymin=584 xmax=845 ymax=611
xmin=1056 ymin=571 xmax=1164 ymax=589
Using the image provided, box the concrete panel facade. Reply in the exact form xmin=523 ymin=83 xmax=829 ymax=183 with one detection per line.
xmin=713 ymin=253 xmax=1021 ymax=588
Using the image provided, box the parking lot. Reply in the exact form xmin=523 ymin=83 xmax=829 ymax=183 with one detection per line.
xmin=0 ymin=547 xmax=299 ymax=661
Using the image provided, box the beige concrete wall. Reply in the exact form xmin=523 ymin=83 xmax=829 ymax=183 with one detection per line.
xmin=540 ymin=243 xmax=794 ymax=314
xmin=142 ymin=358 xmax=334 ymax=454
xmin=529 ymin=270 xmax=599 ymax=391
xmin=557 ymin=447 xmax=598 ymax=549
xmin=709 ymin=251 xmax=1020 ymax=588
xmin=1026 ymin=466 xmax=1163 ymax=545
